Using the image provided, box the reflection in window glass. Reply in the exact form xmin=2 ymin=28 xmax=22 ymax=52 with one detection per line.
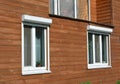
xmin=50 ymin=0 xmax=89 ymax=20
xmin=36 ymin=28 xmax=45 ymax=67
xmin=95 ymin=34 xmax=100 ymax=63
xmin=24 ymin=26 xmax=32 ymax=66
xmin=102 ymin=35 xmax=108 ymax=63
xmin=60 ymin=0 xmax=74 ymax=17
xmin=77 ymin=0 xmax=88 ymax=20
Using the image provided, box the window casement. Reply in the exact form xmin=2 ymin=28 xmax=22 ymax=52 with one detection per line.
xmin=87 ymin=25 xmax=113 ymax=69
xmin=50 ymin=0 xmax=89 ymax=20
xmin=22 ymin=15 xmax=52 ymax=75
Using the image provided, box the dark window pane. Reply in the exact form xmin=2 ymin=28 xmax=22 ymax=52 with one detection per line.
xmin=24 ymin=26 xmax=32 ymax=66
xmin=102 ymin=35 xmax=108 ymax=63
xmin=60 ymin=0 xmax=74 ymax=17
xmin=88 ymin=33 xmax=93 ymax=64
xmin=36 ymin=28 xmax=45 ymax=67
xmin=95 ymin=34 xmax=100 ymax=63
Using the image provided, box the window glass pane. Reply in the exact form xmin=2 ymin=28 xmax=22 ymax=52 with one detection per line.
xmin=95 ymin=34 xmax=100 ymax=63
xmin=36 ymin=28 xmax=45 ymax=67
xmin=77 ymin=0 xmax=88 ymax=20
xmin=102 ymin=35 xmax=108 ymax=63
xmin=88 ymin=33 xmax=93 ymax=64
xmin=50 ymin=0 xmax=54 ymax=14
xmin=24 ymin=26 xmax=32 ymax=66
xmin=60 ymin=0 xmax=74 ymax=17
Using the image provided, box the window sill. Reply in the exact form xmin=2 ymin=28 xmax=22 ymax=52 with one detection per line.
xmin=49 ymin=14 xmax=114 ymax=28
xmin=88 ymin=65 xmax=112 ymax=69
xmin=22 ymin=70 xmax=51 ymax=75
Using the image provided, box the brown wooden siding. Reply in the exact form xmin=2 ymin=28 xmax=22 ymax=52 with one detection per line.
xmin=90 ymin=0 xmax=97 ymax=22
xmin=0 ymin=0 xmax=119 ymax=84
xmin=96 ymin=0 xmax=112 ymax=25
xmin=90 ymin=0 xmax=112 ymax=25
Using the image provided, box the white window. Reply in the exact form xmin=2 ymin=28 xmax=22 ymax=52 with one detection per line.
xmin=22 ymin=15 xmax=52 ymax=75
xmin=87 ymin=25 xmax=113 ymax=69
xmin=50 ymin=0 xmax=89 ymax=20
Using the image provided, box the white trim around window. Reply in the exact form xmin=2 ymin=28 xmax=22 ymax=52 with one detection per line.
xmin=22 ymin=15 xmax=52 ymax=25
xmin=87 ymin=25 xmax=113 ymax=69
xmin=22 ymin=15 xmax=52 ymax=75
xmin=88 ymin=0 xmax=91 ymax=21
xmin=87 ymin=25 xmax=113 ymax=33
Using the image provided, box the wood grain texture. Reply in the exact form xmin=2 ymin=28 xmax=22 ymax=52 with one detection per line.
xmin=91 ymin=0 xmax=112 ymax=25
xmin=0 ymin=0 xmax=119 ymax=84
xmin=96 ymin=0 xmax=112 ymax=25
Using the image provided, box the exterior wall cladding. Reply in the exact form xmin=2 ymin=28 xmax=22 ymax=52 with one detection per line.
xmin=0 ymin=0 xmax=120 ymax=84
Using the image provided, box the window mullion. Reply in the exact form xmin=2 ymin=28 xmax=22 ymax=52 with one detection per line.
xmin=54 ymin=0 xmax=58 ymax=15
xmin=31 ymin=27 xmax=36 ymax=68
xmin=47 ymin=27 xmax=50 ymax=71
xmin=100 ymin=35 xmax=102 ymax=64
xmin=93 ymin=34 xmax=95 ymax=64
xmin=57 ymin=0 xmax=60 ymax=15
xmin=22 ymin=23 xmax=24 ymax=68
xmin=106 ymin=35 xmax=109 ymax=64
xmin=74 ymin=0 xmax=77 ymax=18
xmin=88 ymin=0 xmax=91 ymax=21
xmin=109 ymin=35 xmax=111 ymax=65
xmin=44 ymin=29 xmax=47 ymax=69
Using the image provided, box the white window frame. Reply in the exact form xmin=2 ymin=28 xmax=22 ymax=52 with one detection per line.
xmin=88 ymin=0 xmax=91 ymax=21
xmin=54 ymin=0 xmax=78 ymax=18
xmin=87 ymin=25 xmax=113 ymax=69
xmin=22 ymin=15 xmax=52 ymax=75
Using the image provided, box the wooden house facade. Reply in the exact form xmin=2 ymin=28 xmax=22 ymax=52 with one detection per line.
xmin=0 ymin=0 xmax=120 ymax=84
